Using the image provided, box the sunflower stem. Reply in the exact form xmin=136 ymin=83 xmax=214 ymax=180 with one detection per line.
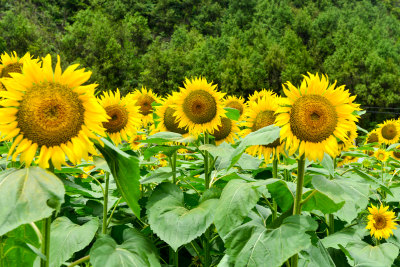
xmin=102 ymin=172 xmax=110 ymax=234
xmin=291 ymin=154 xmax=306 ymax=267
xmin=172 ymin=151 xmax=177 ymax=184
xmin=203 ymin=132 xmax=211 ymax=267
xmin=67 ymin=255 xmax=90 ymax=267
xmin=272 ymin=159 xmax=278 ymax=220
xmin=0 ymin=236 xmax=4 ymax=267
xmin=40 ymin=216 xmax=52 ymax=267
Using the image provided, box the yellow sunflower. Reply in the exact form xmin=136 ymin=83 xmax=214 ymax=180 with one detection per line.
xmin=155 ymin=93 xmax=189 ymax=136
xmin=0 ymin=51 xmax=35 ymax=90
xmin=366 ymin=204 xmax=397 ymax=240
xmin=128 ymin=87 xmax=160 ymax=126
xmin=248 ymin=89 xmax=275 ymax=103
xmin=391 ymin=146 xmax=400 ymax=161
xmin=337 ymin=156 xmax=358 ymax=167
xmin=212 ymin=117 xmax=240 ymax=145
xmin=223 ymin=95 xmax=247 ymax=121
xmin=374 ymin=148 xmax=389 ymax=162
xmin=173 ymin=77 xmax=226 ymax=135
xmin=337 ymin=123 xmax=358 ymax=156
xmin=98 ymin=89 xmax=142 ymax=145
xmin=365 ymin=129 xmax=380 ymax=155
xmin=275 ymin=73 xmax=359 ymax=161
xmin=129 ymin=133 xmax=146 ymax=150
xmin=242 ymin=92 xmax=284 ymax=164
xmin=377 ymin=119 xmax=400 ymax=145
xmin=0 ymin=55 xmax=109 ymax=169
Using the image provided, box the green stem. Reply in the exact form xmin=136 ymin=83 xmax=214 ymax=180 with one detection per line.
xmin=203 ymin=228 xmax=211 ymax=267
xmin=106 ymin=197 xmax=122 ymax=227
xmin=172 ymin=151 xmax=177 ymax=184
xmin=102 ymin=172 xmax=110 ymax=234
xmin=291 ymin=154 xmax=306 ymax=267
xmin=40 ymin=216 xmax=51 ymax=267
xmin=328 ymin=214 xmax=335 ymax=235
xmin=67 ymin=255 xmax=90 ymax=267
xmin=272 ymin=159 xmax=278 ymax=220
xmin=204 ymin=133 xmax=210 ymax=189
xmin=0 ymin=236 xmax=4 ymax=267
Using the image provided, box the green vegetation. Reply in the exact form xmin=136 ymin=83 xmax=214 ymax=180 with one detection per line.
xmin=1 ymin=0 xmax=400 ymax=126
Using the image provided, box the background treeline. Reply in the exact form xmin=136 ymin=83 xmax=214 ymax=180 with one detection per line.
xmin=1 ymin=0 xmax=400 ymax=127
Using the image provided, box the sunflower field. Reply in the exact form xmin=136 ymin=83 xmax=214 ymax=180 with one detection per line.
xmin=1 ymin=51 xmax=400 ymax=267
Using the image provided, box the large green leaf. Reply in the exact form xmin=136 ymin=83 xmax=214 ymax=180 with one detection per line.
xmin=49 ymin=217 xmax=99 ymax=267
xmin=0 ymin=224 xmax=40 ymax=267
xmin=224 ymin=107 xmax=240 ymax=121
xmin=345 ymin=241 xmax=399 ymax=267
xmin=95 ymin=138 xmax=141 ymax=218
xmin=146 ymin=183 xmax=218 ymax=251
xmin=90 ymin=228 xmax=161 ymax=267
xmin=301 ymin=190 xmax=344 ymax=214
xmin=265 ymin=179 xmax=294 ymax=212
xmin=0 ymin=167 xmax=65 ymax=236
xmin=321 ymin=226 xmax=367 ymax=249
xmin=214 ymin=179 xmax=264 ymax=240
xmin=299 ymin=240 xmax=335 ymax=267
xmin=312 ymin=175 xmax=369 ymax=223
xmin=225 ymin=215 xmax=318 ymax=267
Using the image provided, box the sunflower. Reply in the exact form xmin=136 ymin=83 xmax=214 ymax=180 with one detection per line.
xmin=248 ymin=89 xmax=275 ymax=103
xmin=0 ymin=55 xmax=109 ymax=169
xmin=337 ymin=123 xmax=358 ymax=155
xmin=155 ymin=93 xmax=189 ymax=136
xmin=374 ymin=148 xmax=389 ymax=162
xmin=337 ymin=156 xmax=358 ymax=167
xmin=223 ymin=95 xmax=246 ymax=121
xmin=377 ymin=119 xmax=400 ymax=145
xmin=0 ymin=51 xmax=34 ymax=90
xmin=173 ymin=77 xmax=226 ymax=135
xmin=275 ymin=73 xmax=359 ymax=161
xmin=128 ymin=87 xmax=160 ymax=126
xmin=242 ymin=92 xmax=284 ymax=163
xmin=98 ymin=89 xmax=142 ymax=145
xmin=129 ymin=133 xmax=146 ymax=150
xmin=391 ymin=146 xmax=400 ymax=161
xmin=212 ymin=117 xmax=240 ymax=145
xmin=366 ymin=204 xmax=397 ymax=240
xmin=364 ymin=129 xmax=380 ymax=155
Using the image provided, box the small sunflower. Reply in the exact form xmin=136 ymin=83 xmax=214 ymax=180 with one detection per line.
xmin=374 ymin=148 xmax=389 ymax=162
xmin=0 ymin=55 xmax=109 ymax=169
xmin=365 ymin=129 xmax=380 ymax=155
xmin=366 ymin=204 xmax=397 ymax=240
xmin=337 ymin=156 xmax=358 ymax=167
xmin=223 ymin=95 xmax=247 ymax=121
xmin=248 ymin=89 xmax=275 ymax=103
xmin=155 ymin=93 xmax=189 ymax=136
xmin=0 ymin=51 xmax=34 ymax=90
xmin=377 ymin=119 xmax=400 ymax=145
xmin=212 ymin=117 xmax=240 ymax=145
xmin=391 ymin=146 xmax=400 ymax=161
xmin=173 ymin=77 xmax=226 ymax=135
xmin=275 ymin=73 xmax=359 ymax=161
xmin=99 ymin=89 xmax=142 ymax=145
xmin=129 ymin=133 xmax=146 ymax=150
xmin=243 ymin=92 xmax=284 ymax=164
xmin=128 ymin=87 xmax=160 ymax=126
xmin=337 ymin=123 xmax=358 ymax=155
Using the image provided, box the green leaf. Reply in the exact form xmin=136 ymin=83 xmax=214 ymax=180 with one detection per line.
xmin=0 ymin=167 xmax=65 ymax=236
xmin=225 ymin=215 xmax=318 ymax=267
xmin=141 ymin=131 xmax=194 ymax=144
xmin=143 ymin=145 xmax=185 ymax=160
xmin=224 ymin=107 xmax=240 ymax=121
xmin=227 ymin=125 xmax=280 ymax=169
xmin=90 ymin=228 xmax=161 ymax=267
xmin=95 ymin=138 xmax=141 ymax=218
xmin=301 ymin=190 xmax=344 ymax=214
xmin=299 ymin=240 xmax=335 ymax=267
xmin=214 ymin=179 xmax=264 ymax=239
xmin=146 ymin=183 xmax=218 ymax=251
xmin=312 ymin=175 xmax=369 ymax=223
xmin=320 ymin=153 xmax=334 ymax=177
xmin=140 ymin=167 xmax=173 ymax=184
xmin=49 ymin=217 xmax=99 ymax=267
xmin=322 ymin=227 xmax=367 ymax=249
xmin=266 ymin=179 xmax=294 ymax=212
xmin=351 ymin=168 xmax=393 ymax=196
xmin=0 ymin=224 xmax=40 ymax=267
xmin=345 ymin=241 xmax=399 ymax=267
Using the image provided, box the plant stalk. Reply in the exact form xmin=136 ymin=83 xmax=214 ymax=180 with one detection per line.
xmin=203 ymin=132 xmax=211 ymax=266
xmin=67 ymin=255 xmax=90 ymax=267
xmin=272 ymin=159 xmax=278 ymax=220
xmin=40 ymin=216 xmax=52 ymax=267
xmin=291 ymin=154 xmax=306 ymax=267
xmin=172 ymin=151 xmax=177 ymax=184
xmin=102 ymin=172 xmax=110 ymax=234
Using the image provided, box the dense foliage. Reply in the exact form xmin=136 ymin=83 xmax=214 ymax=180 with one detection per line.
xmin=1 ymin=0 xmax=400 ymax=126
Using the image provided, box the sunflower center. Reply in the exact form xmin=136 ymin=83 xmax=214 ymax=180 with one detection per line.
xmin=1 ymin=62 xmax=23 ymax=78
xmin=164 ymin=107 xmax=188 ymax=134
xmin=213 ymin=117 xmax=232 ymax=141
xmin=373 ymin=214 xmax=387 ymax=230
xmin=381 ymin=124 xmax=397 ymax=140
xmin=103 ymin=104 xmax=129 ymax=133
xmin=136 ymin=95 xmax=155 ymax=115
xmin=17 ymin=82 xmax=85 ymax=147
xmin=377 ymin=152 xmax=385 ymax=161
xmin=252 ymin=110 xmax=280 ymax=148
xmin=290 ymin=94 xmax=338 ymax=143
xmin=367 ymin=133 xmax=379 ymax=143
xmin=225 ymin=101 xmax=243 ymax=116
xmin=182 ymin=90 xmax=217 ymax=124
